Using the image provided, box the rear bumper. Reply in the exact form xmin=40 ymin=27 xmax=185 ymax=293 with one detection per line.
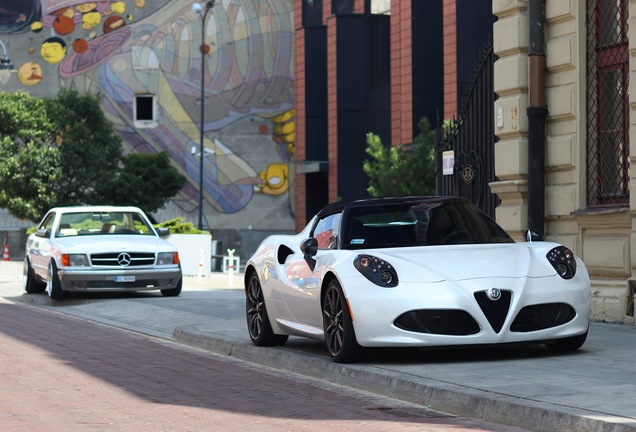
xmin=57 ymin=267 xmax=182 ymax=292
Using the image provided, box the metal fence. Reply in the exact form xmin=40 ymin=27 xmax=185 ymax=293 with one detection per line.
xmin=435 ymin=39 xmax=498 ymax=218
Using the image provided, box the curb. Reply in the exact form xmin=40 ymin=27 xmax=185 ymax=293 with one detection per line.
xmin=173 ymin=325 xmax=636 ymax=432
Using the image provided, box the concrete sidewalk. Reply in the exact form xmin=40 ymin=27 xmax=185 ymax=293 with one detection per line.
xmin=2 ymin=259 xmax=636 ymax=432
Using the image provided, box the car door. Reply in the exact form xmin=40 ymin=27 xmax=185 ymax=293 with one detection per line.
xmin=283 ymin=212 xmax=342 ymax=328
xmin=29 ymin=212 xmax=56 ymax=278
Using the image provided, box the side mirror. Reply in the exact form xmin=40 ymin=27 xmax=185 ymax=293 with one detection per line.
xmin=156 ymin=227 xmax=170 ymax=237
xmin=35 ymin=228 xmax=51 ymax=239
xmin=525 ymin=229 xmax=544 ymax=242
xmin=300 ymin=237 xmax=318 ymax=271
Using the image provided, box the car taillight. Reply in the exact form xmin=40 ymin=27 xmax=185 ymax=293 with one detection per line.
xmin=547 ymin=246 xmax=577 ymax=279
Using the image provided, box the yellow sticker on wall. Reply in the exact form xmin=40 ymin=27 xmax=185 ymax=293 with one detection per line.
xmin=17 ymin=62 xmax=43 ymax=86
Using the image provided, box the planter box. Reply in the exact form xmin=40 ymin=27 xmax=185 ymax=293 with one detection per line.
xmin=166 ymin=233 xmax=212 ymax=276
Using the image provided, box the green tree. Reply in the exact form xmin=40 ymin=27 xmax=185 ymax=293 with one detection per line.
xmin=0 ymin=90 xmax=187 ymax=221
xmin=363 ymin=117 xmax=436 ymax=197
xmin=0 ymin=91 xmax=60 ymax=221
xmin=45 ymin=89 xmax=123 ymax=205
xmin=104 ymin=151 xmax=187 ymax=213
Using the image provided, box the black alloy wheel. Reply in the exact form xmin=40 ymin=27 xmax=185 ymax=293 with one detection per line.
xmin=322 ymin=279 xmax=362 ymax=363
xmin=245 ymin=272 xmax=288 ymax=346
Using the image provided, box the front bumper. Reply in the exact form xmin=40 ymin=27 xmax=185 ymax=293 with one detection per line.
xmin=57 ymin=267 xmax=182 ymax=292
xmin=342 ymin=274 xmax=591 ymax=347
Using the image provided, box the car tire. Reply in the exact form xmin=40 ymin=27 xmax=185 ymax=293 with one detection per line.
xmin=246 ymin=271 xmax=288 ymax=346
xmin=322 ymin=278 xmax=362 ymax=363
xmin=546 ymin=330 xmax=588 ymax=351
xmin=46 ymin=261 xmax=70 ymax=300
xmin=23 ymin=258 xmax=46 ymax=294
xmin=161 ymin=277 xmax=182 ymax=297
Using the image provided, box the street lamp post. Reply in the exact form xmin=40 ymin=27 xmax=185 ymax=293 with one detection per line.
xmin=193 ymin=1 xmax=215 ymax=230
xmin=0 ymin=39 xmax=14 ymax=85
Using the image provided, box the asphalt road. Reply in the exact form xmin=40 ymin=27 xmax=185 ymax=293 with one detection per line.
xmin=0 ymin=261 xmax=528 ymax=432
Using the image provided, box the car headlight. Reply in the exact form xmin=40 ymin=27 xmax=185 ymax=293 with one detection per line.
xmin=353 ymin=254 xmax=399 ymax=287
xmin=547 ymin=246 xmax=577 ymax=279
xmin=61 ymin=254 xmax=89 ymax=267
xmin=157 ymin=252 xmax=179 ymax=265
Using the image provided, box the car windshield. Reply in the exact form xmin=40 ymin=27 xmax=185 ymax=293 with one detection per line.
xmin=342 ymin=200 xmax=514 ymax=249
xmin=54 ymin=211 xmax=155 ymax=237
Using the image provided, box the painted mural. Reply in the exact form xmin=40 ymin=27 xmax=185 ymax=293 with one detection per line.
xmin=0 ymin=0 xmax=295 ymax=230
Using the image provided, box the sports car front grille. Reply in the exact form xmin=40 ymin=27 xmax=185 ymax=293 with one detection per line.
xmin=91 ymin=252 xmax=155 ymax=267
xmin=395 ymin=296 xmax=575 ymax=336
xmin=473 ymin=290 xmax=512 ymax=334
xmin=394 ymin=310 xmax=480 ymax=335
xmin=510 ymin=303 xmax=576 ymax=332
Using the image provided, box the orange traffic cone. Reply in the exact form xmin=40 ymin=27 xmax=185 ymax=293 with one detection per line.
xmin=2 ymin=244 xmax=9 ymax=261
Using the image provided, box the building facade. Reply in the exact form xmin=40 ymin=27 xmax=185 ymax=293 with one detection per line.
xmin=293 ymin=0 xmax=447 ymax=231
xmin=294 ymin=0 xmax=633 ymax=324
xmin=492 ymin=0 xmax=634 ymax=323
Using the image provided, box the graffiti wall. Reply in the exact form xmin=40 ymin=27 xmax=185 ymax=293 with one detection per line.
xmin=0 ymin=0 xmax=295 ymax=230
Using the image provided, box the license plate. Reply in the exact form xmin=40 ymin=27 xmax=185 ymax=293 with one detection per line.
xmin=114 ymin=275 xmax=135 ymax=282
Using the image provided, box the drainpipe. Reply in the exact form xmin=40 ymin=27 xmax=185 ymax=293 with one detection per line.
xmin=527 ymin=0 xmax=548 ymax=234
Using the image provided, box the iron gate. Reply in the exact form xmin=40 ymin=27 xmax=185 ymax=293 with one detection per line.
xmin=436 ymin=39 xmax=498 ymax=218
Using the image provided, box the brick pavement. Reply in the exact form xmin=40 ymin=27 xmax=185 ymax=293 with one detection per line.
xmin=0 ymin=300 xmax=529 ymax=432
xmin=6 ymin=257 xmax=636 ymax=431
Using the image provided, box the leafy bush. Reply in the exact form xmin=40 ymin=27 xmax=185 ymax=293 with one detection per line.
xmin=156 ymin=217 xmax=207 ymax=234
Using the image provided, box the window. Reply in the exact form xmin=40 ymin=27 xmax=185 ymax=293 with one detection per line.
xmin=134 ymin=94 xmax=157 ymax=128
xmin=56 ymin=212 xmax=154 ymax=236
xmin=39 ymin=213 xmax=55 ymax=231
xmin=312 ymin=213 xmax=341 ymax=249
xmin=302 ymin=0 xmax=322 ymax=27
xmin=586 ymin=0 xmax=629 ymax=206
xmin=332 ymin=0 xmax=353 ymax=15
xmin=342 ymin=200 xmax=512 ymax=250
xmin=371 ymin=0 xmax=390 ymax=15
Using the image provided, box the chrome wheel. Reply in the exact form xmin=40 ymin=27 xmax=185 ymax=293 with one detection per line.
xmin=46 ymin=261 xmax=69 ymax=300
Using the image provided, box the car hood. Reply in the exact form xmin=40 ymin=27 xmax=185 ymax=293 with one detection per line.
xmin=53 ymin=235 xmax=174 ymax=254
xmin=375 ymin=243 xmax=555 ymax=282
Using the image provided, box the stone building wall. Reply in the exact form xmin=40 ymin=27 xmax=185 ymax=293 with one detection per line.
xmin=491 ymin=0 xmax=634 ymax=323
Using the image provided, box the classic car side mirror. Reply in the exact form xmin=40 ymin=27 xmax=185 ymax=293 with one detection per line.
xmin=525 ymin=229 xmax=544 ymax=242
xmin=35 ymin=228 xmax=51 ymax=239
xmin=156 ymin=227 xmax=170 ymax=237
xmin=300 ymin=237 xmax=318 ymax=271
